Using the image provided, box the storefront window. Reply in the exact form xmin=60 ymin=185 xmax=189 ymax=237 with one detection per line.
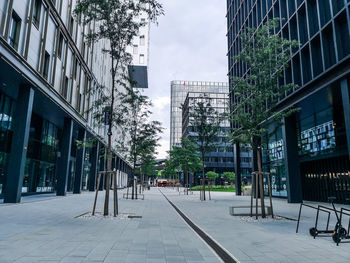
xmin=262 ymin=124 xmax=287 ymax=197
xmin=67 ymin=159 xmax=75 ymax=192
xmin=296 ymin=85 xmax=345 ymax=159
xmin=82 ymin=150 xmax=90 ymax=190
xmin=22 ymin=115 xmax=60 ymax=193
xmin=0 ymin=92 xmax=15 ymax=197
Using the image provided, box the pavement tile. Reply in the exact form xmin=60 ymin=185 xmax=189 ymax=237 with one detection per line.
xmin=3 ymin=188 xmax=349 ymax=263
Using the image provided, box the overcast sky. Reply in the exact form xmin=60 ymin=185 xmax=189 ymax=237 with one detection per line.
xmin=145 ymin=0 xmax=228 ymax=159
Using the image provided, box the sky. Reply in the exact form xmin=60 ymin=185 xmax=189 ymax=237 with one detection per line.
xmin=145 ymin=0 xmax=229 ymax=159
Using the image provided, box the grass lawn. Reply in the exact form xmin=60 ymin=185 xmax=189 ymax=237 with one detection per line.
xmin=190 ymin=185 xmax=235 ymax=192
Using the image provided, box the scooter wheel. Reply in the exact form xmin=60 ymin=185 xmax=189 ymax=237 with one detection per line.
xmin=340 ymin=227 xmax=347 ymax=238
xmin=332 ymin=233 xmax=341 ymax=243
xmin=309 ymin=227 xmax=318 ymax=237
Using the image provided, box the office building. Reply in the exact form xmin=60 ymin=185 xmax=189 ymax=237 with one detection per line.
xmin=170 ymin=81 xmax=253 ymax=187
xmin=0 ymin=0 xmax=132 ymax=202
xmin=170 ymin=81 xmax=229 ymax=148
xmin=127 ymin=10 xmax=150 ymax=89
xmin=227 ymin=0 xmax=350 ymax=202
xmin=182 ymin=92 xmax=253 ymax=181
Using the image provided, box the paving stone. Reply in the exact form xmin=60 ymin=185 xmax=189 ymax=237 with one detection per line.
xmin=3 ymin=188 xmax=348 ymax=263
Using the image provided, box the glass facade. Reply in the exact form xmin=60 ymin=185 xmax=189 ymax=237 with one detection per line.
xmin=262 ymin=82 xmax=349 ymax=200
xmin=296 ymin=85 xmax=347 ymax=160
xmin=22 ymin=114 xmax=60 ymax=193
xmin=170 ymin=81 xmax=229 ymax=148
xmin=0 ymin=92 xmax=15 ymax=197
xmin=262 ymin=124 xmax=287 ymax=197
xmin=182 ymin=91 xmax=235 ymax=176
xmin=82 ymin=149 xmax=91 ymax=191
xmin=227 ymin=0 xmax=350 ymax=202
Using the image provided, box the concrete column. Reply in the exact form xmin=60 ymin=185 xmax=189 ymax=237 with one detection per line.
xmin=88 ymin=141 xmax=100 ymax=191
xmin=234 ymin=143 xmax=242 ymax=195
xmin=73 ymin=129 xmax=86 ymax=194
xmin=56 ymin=118 xmax=73 ymax=196
xmin=341 ymin=79 xmax=350 ymax=159
xmin=282 ymin=114 xmax=303 ymax=203
xmin=4 ymin=87 xmax=34 ymax=203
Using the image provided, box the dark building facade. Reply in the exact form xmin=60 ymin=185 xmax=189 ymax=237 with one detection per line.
xmin=182 ymin=91 xmax=253 ymax=186
xmin=227 ymin=0 xmax=350 ymax=202
xmin=0 ymin=0 xmax=131 ymax=202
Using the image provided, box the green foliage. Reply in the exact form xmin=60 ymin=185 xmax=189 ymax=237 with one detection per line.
xmin=229 ymin=19 xmax=300 ymax=149
xmin=74 ymin=0 xmax=164 ymax=152
xmin=168 ymin=137 xmax=202 ymax=174
xmin=118 ymin=89 xmax=164 ymax=172
xmin=191 ymin=185 xmax=235 ymax=192
xmin=206 ymin=171 xmax=219 ymax=181
xmin=223 ymin=172 xmax=236 ymax=183
xmin=139 ymin=154 xmax=157 ymax=177
xmin=186 ymin=96 xmax=227 ymax=172
xmin=163 ymin=159 xmax=176 ymax=179
xmin=76 ymin=137 xmax=98 ymax=149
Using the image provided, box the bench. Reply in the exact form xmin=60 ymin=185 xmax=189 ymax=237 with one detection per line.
xmin=229 ymin=205 xmax=272 ymax=216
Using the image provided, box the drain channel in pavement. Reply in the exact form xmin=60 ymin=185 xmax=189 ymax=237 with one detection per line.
xmin=159 ymin=189 xmax=239 ymax=263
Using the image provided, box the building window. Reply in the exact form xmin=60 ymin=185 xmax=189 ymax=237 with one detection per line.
xmin=8 ymin=12 xmax=21 ymax=50
xmin=32 ymin=0 xmax=41 ymax=28
xmin=75 ymin=60 xmax=80 ymax=80
xmin=133 ymin=45 xmax=138 ymax=54
xmin=62 ymin=76 xmax=68 ymax=99
xmin=57 ymin=32 xmax=63 ymax=59
xmin=139 ymin=54 xmax=144 ymax=64
xmin=140 ymin=35 xmax=145 ymax=46
xmin=69 ymin=16 xmax=74 ymax=35
xmin=43 ymin=51 xmax=50 ymax=80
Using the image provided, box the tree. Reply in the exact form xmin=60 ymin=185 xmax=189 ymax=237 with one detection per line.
xmin=229 ymin=19 xmax=299 ymax=217
xmin=74 ymin=0 xmax=163 ymax=216
xmin=119 ymin=89 xmax=163 ymax=199
xmin=138 ymin=149 xmax=158 ymax=191
xmin=168 ymin=137 xmax=202 ymax=192
xmin=206 ymin=171 xmax=219 ymax=200
xmin=223 ymin=172 xmax=235 ymax=189
xmin=206 ymin=171 xmax=219 ymax=182
xmin=163 ymin=159 xmax=177 ymax=180
xmin=187 ymin=96 xmax=226 ymax=201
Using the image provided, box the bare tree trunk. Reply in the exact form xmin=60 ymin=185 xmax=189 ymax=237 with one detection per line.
xmin=201 ymin=151 xmax=206 ymax=201
xmin=208 ymin=181 xmax=211 ymax=200
xmin=104 ymin=53 xmax=119 ymax=216
xmin=113 ymin=172 xmax=118 ymax=217
xmin=255 ymin=173 xmax=258 ymax=219
xmin=257 ymin=147 xmax=266 ymax=218
xmin=131 ymin=177 xmax=134 ymax=200
xmin=186 ymin=171 xmax=189 ymax=195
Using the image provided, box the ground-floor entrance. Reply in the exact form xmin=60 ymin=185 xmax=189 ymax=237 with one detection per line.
xmin=301 ymin=155 xmax=350 ymax=203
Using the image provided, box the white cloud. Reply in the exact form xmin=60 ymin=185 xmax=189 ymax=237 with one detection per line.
xmin=146 ymin=0 xmax=228 ymax=159
xmin=155 ymin=139 xmax=170 ymax=159
xmin=153 ymin=96 xmax=170 ymax=110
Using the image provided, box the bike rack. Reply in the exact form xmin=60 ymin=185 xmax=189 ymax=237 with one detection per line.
xmin=296 ymin=202 xmax=331 ymax=233
xmin=296 ymin=199 xmax=350 ymax=246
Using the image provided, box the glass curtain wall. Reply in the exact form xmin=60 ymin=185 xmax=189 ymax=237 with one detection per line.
xmin=82 ymin=148 xmax=91 ymax=190
xmin=262 ymin=124 xmax=287 ymax=197
xmin=22 ymin=114 xmax=60 ymax=193
xmin=0 ymin=92 xmax=15 ymax=197
xmin=297 ymin=83 xmax=350 ymax=202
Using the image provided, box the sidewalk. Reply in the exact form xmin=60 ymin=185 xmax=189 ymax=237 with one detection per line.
xmin=0 ymin=188 xmax=219 ymax=263
xmin=1 ymin=188 xmax=350 ymax=263
xmin=165 ymin=189 xmax=350 ymax=263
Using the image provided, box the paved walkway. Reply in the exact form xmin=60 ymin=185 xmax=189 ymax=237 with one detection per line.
xmin=0 ymin=188 xmax=219 ymax=263
xmin=165 ymin=189 xmax=350 ymax=263
xmin=1 ymin=188 xmax=350 ymax=263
